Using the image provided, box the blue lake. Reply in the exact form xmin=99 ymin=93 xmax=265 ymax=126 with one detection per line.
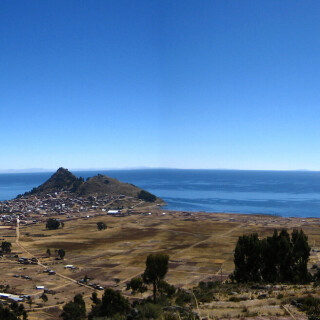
xmin=1 ymin=169 xmax=320 ymax=217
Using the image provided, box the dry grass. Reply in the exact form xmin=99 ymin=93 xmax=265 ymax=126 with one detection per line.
xmin=0 ymin=210 xmax=319 ymax=319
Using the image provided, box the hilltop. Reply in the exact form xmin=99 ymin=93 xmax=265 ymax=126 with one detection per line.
xmin=22 ymin=168 xmax=80 ymax=195
xmin=21 ymin=167 xmax=161 ymax=202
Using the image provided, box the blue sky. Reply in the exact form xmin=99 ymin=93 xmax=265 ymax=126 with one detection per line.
xmin=1 ymin=1 xmax=320 ymax=171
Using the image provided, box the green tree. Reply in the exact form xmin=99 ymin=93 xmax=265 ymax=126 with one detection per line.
xmin=58 ymin=249 xmax=66 ymax=259
xmin=158 ymin=280 xmax=176 ymax=298
xmin=27 ymin=297 xmax=32 ymax=309
xmin=90 ymin=292 xmax=101 ymax=305
xmin=73 ymin=294 xmax=86 ymax=316
xmin=61 ymin=294 xmax=86 ymax=320
xmin=1 ymin=241 xmax=12 ymax=254
xmin=97 ymin=222 xmax=107 ymax=231
xmin=61 ymin=302 xmax=83 ymax=320
xmin=127 ymin=277 xmax=147 ymax=294
xmin=41 ymin=293 xmax=48 ymax=304
xmin=232 ymin=233 xmax=262 ymax=282
xmin=143 ymin=253 xmax=169 ymax=303
xmin=291 ymin=229 xmax=311 ymax=283
xmin=45 ymin=218 xmax=60 ymax=230
xmin=9 ymin=301 xmax=27 ymax=319
xmin=89 ymin=288 xmax=130 ymax=319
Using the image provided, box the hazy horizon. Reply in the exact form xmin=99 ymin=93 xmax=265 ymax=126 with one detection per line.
xmin=0 ymin=167 xmax=316 ymax=174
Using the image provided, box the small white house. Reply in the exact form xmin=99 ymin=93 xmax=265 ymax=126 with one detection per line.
xmin=107 ymin=210 xmax=120 ymax=215
xmin=36 ymin=286 xmax=45 ymax=290
xmin=64 ymin=265 xmax=75 ymax=269
xmin=0 ymin=293 xmax=23 ymax=302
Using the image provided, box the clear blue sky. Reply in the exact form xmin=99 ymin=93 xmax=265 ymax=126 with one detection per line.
xmin=1 ymin=1 xmax=320 ymax=171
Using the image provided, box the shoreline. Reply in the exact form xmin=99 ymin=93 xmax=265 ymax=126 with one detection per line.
xmin=162 ymin=209 xmax=320 ymax=220
xmin=2 ymin=168 xmax=320 ymax=218
xmin=159 ymin=206 xmax=320 ymax=220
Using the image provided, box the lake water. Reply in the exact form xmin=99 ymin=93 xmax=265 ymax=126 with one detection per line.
xmin=1 ymin=169 xmax=320 ymax=217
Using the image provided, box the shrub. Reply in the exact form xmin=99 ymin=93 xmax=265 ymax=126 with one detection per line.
xmin=137 ymin=303 xmax=162 ymax=319
xmin=97 ymin=222 xmax=107 ymax=231
xmin=46 ymin=219 xmax=60 ymax=230
xmin=229 ymin=296 xmax=242 ymax=302
xmin=175 ymin=289 xmax=192 ymax=307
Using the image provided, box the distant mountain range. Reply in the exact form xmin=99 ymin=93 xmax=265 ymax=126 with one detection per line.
xmin=0 ymin=168 xmax=53 ymax=173
xmin=0 ymin=168 xmax=314 ymax=174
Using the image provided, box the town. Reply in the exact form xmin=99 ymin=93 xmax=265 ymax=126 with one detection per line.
xmin=0 ymin=190 xmax=154 ymax=225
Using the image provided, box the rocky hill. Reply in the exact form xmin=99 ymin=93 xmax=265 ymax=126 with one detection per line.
xmin=22 ymin=168 xmax=160 ymax=202
xmin=23 ymin=168 xmax=81 ymax=195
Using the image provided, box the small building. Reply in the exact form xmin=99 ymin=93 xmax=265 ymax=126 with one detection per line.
xmin=64 ymin=265 xmax=75 ymax=269
xmin=107 ymin=210 xmax=120 ymax=215
xmin=0 ymin=293 xmax=23 ymax=302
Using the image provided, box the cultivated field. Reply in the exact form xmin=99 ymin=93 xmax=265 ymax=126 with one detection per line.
xmin=1 ymin=210 xmax=320 ymax=319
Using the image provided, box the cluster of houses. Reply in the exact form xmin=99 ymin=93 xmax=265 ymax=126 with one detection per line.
xmin=0 ymin=191 xmax=137 ymax=224
xmin=18 ymin=257 xmax=38 ymax=265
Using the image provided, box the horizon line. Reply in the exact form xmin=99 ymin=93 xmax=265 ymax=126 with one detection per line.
xmin=0 ymin=167 xmax=316 ymax=174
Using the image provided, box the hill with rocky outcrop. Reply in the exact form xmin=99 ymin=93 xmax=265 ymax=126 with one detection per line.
xmin=21 ymin=167 xmax=160 ymax=202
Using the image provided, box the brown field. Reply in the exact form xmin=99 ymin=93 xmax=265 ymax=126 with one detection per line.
xmin=1 ymin=210 xmax=320 ymax=319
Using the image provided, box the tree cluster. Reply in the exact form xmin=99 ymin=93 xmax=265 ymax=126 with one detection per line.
xmin=46 ymin=248 xmax=65 ymax=259
xmin=0 ymin=301 xmax=27 ymax=320
xmin=138 ymin=190 xmax=156 ymax=202
xmin=231 ymin=229 xmax=311 ymax=284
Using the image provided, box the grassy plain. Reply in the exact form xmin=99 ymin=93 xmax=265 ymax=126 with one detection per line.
xmin=1 ymin=210 xmax=320 ymax=319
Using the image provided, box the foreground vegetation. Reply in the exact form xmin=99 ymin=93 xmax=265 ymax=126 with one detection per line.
xmin=232 ymin=229 xmax=311 ymax=284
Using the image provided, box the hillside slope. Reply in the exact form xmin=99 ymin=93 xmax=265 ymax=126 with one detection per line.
xmin=77 ymin=174 xmax=143 ymax=197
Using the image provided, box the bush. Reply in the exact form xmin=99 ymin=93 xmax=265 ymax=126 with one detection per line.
xmin=229 ymin=296 xmax=244 ymax=302
xmin=175 ymin=289 xmax=192 ymax=307
xmin=46 ymin=219 xmax=60 ymax=230
xmin=97 ymin=222 xmax=107 ymax=231
xmin=296 ymin=296 xmax=320 ymax=320
xmin=137 ymin=303 xmax=162 ymax=319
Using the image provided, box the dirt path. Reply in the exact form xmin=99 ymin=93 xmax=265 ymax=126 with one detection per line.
xmin=15 ymin=219 xmax=95 ymax=294
xmin=176 ymin=223 xmax=243 ymax=256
